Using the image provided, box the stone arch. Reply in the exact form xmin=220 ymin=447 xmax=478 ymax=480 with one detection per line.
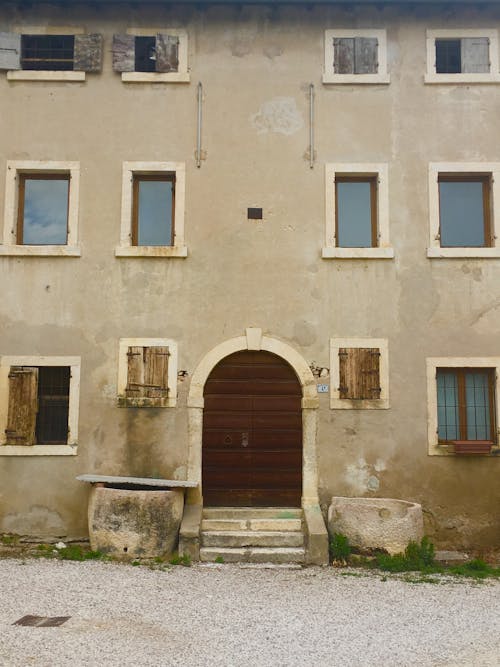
xmin=186 ymin=329 xmax=319 ymax=507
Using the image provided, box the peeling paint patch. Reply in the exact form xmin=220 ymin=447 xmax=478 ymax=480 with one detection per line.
xmin=344 ymin=458 xmax=385 ymax=495
xmin=250 ymin=97 xmax=304 ymax=136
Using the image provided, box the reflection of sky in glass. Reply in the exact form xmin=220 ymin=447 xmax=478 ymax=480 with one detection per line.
xmin=137 ymin=180 xmax=173 ymax=246
xmin=337 ymin=181 xmax=372 ymax=247
xmin=439 ymin=181 xmax=485 ymax=247
xmin=23 ymin=179 xmax=68 ymax=245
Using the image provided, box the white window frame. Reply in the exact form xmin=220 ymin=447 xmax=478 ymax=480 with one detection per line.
xmin=425 ymin=29 xmax=500 ymax=84
xmin=426 ymin=357 xmax=500 ymax=456
xmin=0 ymin=160 xmax=81 ymax=257
xmin=330 ymin=338 xmax=390 ymax=410
xmin=6 ymin=26 xmax=86 ymax=82
xmin=323 ymin=29 xmax=390 ymax=85
xmin=121 ymin=28 xmax=189 ymax=83
xmin=117 ymin=338 xmax=178 ymax=407
xmin=427 ymin=162 xmax=500 ymax=258
xmin=0 ymin=355 xmax=80 ymax=456
xmin=322 ymin=163 xmax=393 ymax=259
xmin=116 ymin=161 xmax=187 ymax=258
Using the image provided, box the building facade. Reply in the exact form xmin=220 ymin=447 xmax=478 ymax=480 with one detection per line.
xmin=0 ymin=0 xmax=499 ymax=550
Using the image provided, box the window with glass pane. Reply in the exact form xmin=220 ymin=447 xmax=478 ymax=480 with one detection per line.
xmin=336 ymin=177 xmax=377 ymax=247
xmin=132 ymin=175 xmax=175 ymax=246
xmin=438 ymin=175 xmax=491 ymax=247
xmin=437 ymin=368 xmax=495 ymax=442
xmin=17 ymin=175 xmax=69 ymax=245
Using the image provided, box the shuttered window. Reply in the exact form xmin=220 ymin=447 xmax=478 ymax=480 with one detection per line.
xmin=338 ymin=348 xmax=381 ymax=400
xmin=126 ymin=346 xmax=170 ymax=399
xmin=5 ymin=367 xmax=38 ymax=445
xmin=113 ymin=34 xmax=179 ymax=73
xmin=0 ymin=33 xmax=102 ymax=72
xmin=333 ymin=37 xmax=378 ymax=74
xmin=435 ymin=37 xmax=490 ymax=74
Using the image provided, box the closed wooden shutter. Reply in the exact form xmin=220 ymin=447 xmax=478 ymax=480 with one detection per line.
xmin=333 ymin=38 xmax=354 ymax=74
xmin=112 ymin=34 xmax=135 ymax=72
xmin=355 ymin=37 xmax=378 ymax=74
xmin=125 ymin=346 xmax=169 ymax=398
xmin=0 ymin=32 xmax=21 ymax=70
xmin=74 ymin=34 xmax=103 ymax=72
xmin=5 ymin=367 xmax=38 ymax=445
xmin=339 ymin=348 xmax=381 ymax=400
xmin=155 ymin=34 xmax=179 ymax=73
xmin=462 ymin=37 xmax=489 ymax=73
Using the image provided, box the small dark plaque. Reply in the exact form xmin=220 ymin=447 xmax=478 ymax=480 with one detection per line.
xmin=14 ymin=615 xmax=71 ymax=627
xmin=247 ymin=207 xmax=263 ymax=220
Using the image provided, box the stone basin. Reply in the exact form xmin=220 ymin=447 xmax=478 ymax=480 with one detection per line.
xmin=328 ymin=497 xmax=424 ymax=555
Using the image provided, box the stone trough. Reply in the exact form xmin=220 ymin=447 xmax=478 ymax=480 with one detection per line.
xmin=328 ymin=497 xmax=424 ymax=555
xmin=77 ymin=475 xmax=197 ymax=558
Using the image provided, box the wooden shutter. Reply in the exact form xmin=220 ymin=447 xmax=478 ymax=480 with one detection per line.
xmin=354 ymin=37 xmax=378 ymax=74
xmin=333 ymin=38 xmax=354 ymax=74
xmin=339 ymin=348 xmax=381 ymax=400
xmin=125 ymin=346 xmax=169 ymax=398
xmin=155 ymin=34 xmax=179 ymax=73
xmin=74 ymin=34 xmax=103 ymax=72
xmin=112 ymin=34 xmax=135 ymax=72
xmin=0 ymin=32 xmax=21 ymax=70
xmin=462 ymin=37 xmax=489 ymax=73
xmin=5 ymin=367 xmax=38 ymax=445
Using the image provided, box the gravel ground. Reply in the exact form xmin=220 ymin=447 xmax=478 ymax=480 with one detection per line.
xmin=0 ymin=559 xmax=499 ymax=667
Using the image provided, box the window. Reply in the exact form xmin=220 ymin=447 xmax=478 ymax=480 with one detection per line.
xmin=0 ymin=30 xmax=102 ymax=81
xmin=330 ymin=338 xmax=389 ymax=409
xmin=117 ymin=338 xmax=178 ymax=408
xmin=323 ymin=30 xmax=389 ymax=84
xmin=1 ymin=161 xmax=80 ymax=257
xmin=427 ymin=358 xmax=500 ymax=456
xmin=0 ymin=356 xmax=80 ymax=456
xmin=116 ymin=162 xmax=187 ymax=258
xmin=113 ymin=29 xmax=189 ymax=83
xmin=425 ymin=30 xmax=500 ymax=84
xmin=322 ymin=164 xmax=393 ymax=259
xmin=427 ymin=163 xmax=500 ymax=258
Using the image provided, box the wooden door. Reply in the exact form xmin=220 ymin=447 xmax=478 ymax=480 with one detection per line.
xmin=202 ymin=351 xmax=302 ymax=507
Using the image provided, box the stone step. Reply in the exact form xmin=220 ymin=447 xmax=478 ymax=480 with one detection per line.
xmin=200 ymin=547 xmax=306 ymax=564
xmin=201 ymin=518 xmax=302 ymax=532
xmin=201 ymin=530 xmax=304 ymax=548
xmin=202 ymin=507 xmax=302 ymax=520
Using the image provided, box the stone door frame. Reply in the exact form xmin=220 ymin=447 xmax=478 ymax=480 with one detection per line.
xmin=186 ymin=328 xmax=320 ymax=507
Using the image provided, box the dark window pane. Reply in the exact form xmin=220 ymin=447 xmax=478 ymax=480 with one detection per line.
xmin=465 ymin=372 xmax=490 ymax=440
xmin=22 ymin=178 xmax=69 ymax=245
xmin=135 ymin=36 xmax=156 ymax=72
xmin=436 ymin=39 xmax=461 ymax=73
xmin=437 ymin=371 xmax=459 ymax=441
xmin=137 ymin=180 xmax=173 ymax=246
xmin=336 ymin=181 xmax=373 ymax=248
xmin=36 ymin=367 xmax=70 ymax=444
xmin=21 ymin=35 xmax=74 ymax=71
xmin=439 ymin=181 xmax=486 ymax=247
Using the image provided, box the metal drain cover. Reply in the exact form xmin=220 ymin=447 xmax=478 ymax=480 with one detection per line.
xmin=13 ymin=615 xmax=70 ymax=627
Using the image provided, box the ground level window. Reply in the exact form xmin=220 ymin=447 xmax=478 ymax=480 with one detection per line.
xmin=132 ymin=174 xmax=175 ymax=246
xmin=437 ymin=368 xmax=495 ymax=443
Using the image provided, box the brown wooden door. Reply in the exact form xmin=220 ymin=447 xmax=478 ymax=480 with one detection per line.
xmin=202 ymin=351 xmax=302 ymax=507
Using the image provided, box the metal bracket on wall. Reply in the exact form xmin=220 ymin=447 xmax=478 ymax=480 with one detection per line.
xmin=196 ymin=82 xmax=203 ymax=168
xmin=309 ymin=83 xmax=315 ymax=169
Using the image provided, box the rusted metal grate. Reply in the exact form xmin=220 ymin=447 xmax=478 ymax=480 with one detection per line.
xmin=13 ymin=615 xmax=71 ymax=627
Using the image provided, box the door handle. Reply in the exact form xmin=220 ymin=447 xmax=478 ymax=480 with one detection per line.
xmin=241 ymin=432 xmax=249 ymax=448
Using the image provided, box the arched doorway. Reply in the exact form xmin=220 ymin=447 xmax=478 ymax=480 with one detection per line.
xmin=202 ymin=350 xmax=302 ymax=507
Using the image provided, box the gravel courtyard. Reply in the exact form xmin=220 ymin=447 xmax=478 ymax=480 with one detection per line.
xmin=0 ymin=559 xmax=499 ymax=667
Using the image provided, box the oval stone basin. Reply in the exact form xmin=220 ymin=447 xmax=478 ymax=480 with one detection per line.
xmin=328 ymin=497 xmax=424 ymax=555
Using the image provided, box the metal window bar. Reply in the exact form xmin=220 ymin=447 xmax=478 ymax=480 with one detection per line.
xmin=21 ymin=35 xmax=75 ymax=71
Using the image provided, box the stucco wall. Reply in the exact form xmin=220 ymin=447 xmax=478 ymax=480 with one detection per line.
xmin=0 ymin=1 xmax=499 ymax=548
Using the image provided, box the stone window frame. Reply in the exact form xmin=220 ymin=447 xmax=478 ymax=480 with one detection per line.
xmin=330 ymin=338 xmax=390 ymax=410
xmin=117 ymin=338 xmax=178 ymax=408
xmin=120 ymin=28 xmax=189 ymax=84
xmin=426 ymin=357 xmax=500 ymax=456
xmin=0 ymin=355 xmax=80 ymax=456
xmin=322 ymin=163 xmax=394 ymax=259
xmin=427 ymin=162 xmax=500 ymax=259
xmin=425 ymin=29 xmax=500 ymax=84
xmin=4 ymin=26 xmax=88 ymax=82
xmin=0 ymin=160 xmax=81 ymax=257
xmin=322 ymin=29 xmax=390 ymax=85
xmin=115 ymin=161 xmax=187 ymax=258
